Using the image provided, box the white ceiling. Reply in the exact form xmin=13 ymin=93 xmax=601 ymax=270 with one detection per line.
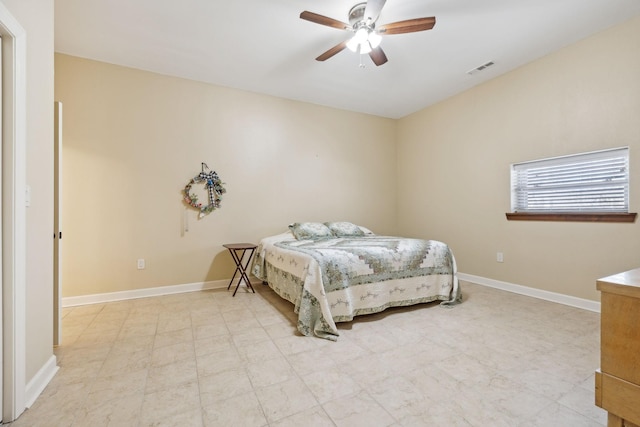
xmin=54 ymin=0 xmax=640 ymax=119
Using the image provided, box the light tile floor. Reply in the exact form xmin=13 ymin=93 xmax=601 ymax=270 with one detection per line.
xmin=10 ymin=281 xmax=606 ymax=426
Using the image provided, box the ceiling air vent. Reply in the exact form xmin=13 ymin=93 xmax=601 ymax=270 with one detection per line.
xmin=467 ymin=61 xmax=495 ymax=75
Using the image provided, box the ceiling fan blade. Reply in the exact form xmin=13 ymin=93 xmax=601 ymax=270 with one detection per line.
xmin=316 ymin=41 xmax=348 ymax=61
xmin=364 ymin=0 xmax=387 ymax=22
xmin=369 ymin=46 xmax=388 ymax=66
xmin=377 ymin=17 xmax=436 ymax=35
xmin=300 ymin=11 xmax=351 ymax=31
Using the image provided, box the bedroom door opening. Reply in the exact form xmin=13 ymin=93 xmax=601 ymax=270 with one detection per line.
xmin=53 ymin=101 xmax=62 ymax=346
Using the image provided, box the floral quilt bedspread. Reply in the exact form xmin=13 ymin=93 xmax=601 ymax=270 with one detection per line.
xmin=251 ymin=232 xmax=461 ymax=340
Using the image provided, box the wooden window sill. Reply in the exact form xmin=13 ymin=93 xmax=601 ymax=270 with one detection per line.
xmin=505 ymin=212 xmax=637 ymax=223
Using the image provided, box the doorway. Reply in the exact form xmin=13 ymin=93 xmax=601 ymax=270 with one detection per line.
xmin=53 ymin=102 xmax=62 ymax=347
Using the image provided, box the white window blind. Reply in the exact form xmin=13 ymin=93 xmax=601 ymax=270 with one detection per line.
xmin=511 ymin=147 xmax=629 ymax=213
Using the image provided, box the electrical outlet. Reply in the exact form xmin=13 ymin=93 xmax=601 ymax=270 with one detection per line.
xmin=497 ymin=252 xmax=504 ymax=263
xmin=137 ymin=259 xmax=145 ymax=270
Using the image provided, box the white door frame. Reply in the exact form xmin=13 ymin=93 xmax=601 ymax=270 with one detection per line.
xmin=0 ymin=3 xmax=27 ymax=423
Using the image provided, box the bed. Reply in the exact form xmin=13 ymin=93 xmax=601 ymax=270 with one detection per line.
xmin=251 ymin=222 xmax=461 ymax=340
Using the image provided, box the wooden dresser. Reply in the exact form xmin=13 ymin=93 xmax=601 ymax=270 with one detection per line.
xmin=596 ymin=268 xmax=640 ymax=427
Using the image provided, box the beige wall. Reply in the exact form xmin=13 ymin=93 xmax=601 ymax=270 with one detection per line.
xmin=54 ymin=54 xmax=397 ymax=297
xmin=397 ymin=15 xmax=640 ymax=301
xmin=56 ymin=15 xmax=639 ymax=303
xmin=1 ymin=0 xmax=55 ymax=383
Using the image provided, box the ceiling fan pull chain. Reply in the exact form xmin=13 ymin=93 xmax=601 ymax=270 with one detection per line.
xmin=359 ymin=54 xmax=365 ymax=68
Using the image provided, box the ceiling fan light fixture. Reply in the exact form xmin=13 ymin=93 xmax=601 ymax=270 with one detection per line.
xmin=369 ymin=32 xmax=382 ymax=48
xmin=354 ymin=27 xmax=369 ymax=43
xmin=347 ymin=27 xmax=379 ymax=53
xmin=359 ymin=41 xmax=372 ymax=55
xmin=347 ymin=28 xmax=368 ymax=52
xmin=346 ymin=37 xmax=359 ymax=52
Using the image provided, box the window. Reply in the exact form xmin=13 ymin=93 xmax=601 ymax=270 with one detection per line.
xmin=507 ymin=147 xmax=636 ymax=222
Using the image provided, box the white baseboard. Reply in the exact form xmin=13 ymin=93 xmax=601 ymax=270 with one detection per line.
xmin=61 ymin=278 xmax=263 ymax=308
xmin=63 ymin=274 xmax=599 ymax=314
xmin=25 ymin=355 xmax=59 ymax=408
xmin=458 ymin=272 xmax=601 ymax=313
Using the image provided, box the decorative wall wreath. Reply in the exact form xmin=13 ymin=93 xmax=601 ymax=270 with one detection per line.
xmin=183 ymin=163 xmax=226 ymax=218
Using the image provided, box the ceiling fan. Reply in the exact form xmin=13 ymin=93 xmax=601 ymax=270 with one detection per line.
xmin=300 ymin=0 xmax=436 ymax=66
